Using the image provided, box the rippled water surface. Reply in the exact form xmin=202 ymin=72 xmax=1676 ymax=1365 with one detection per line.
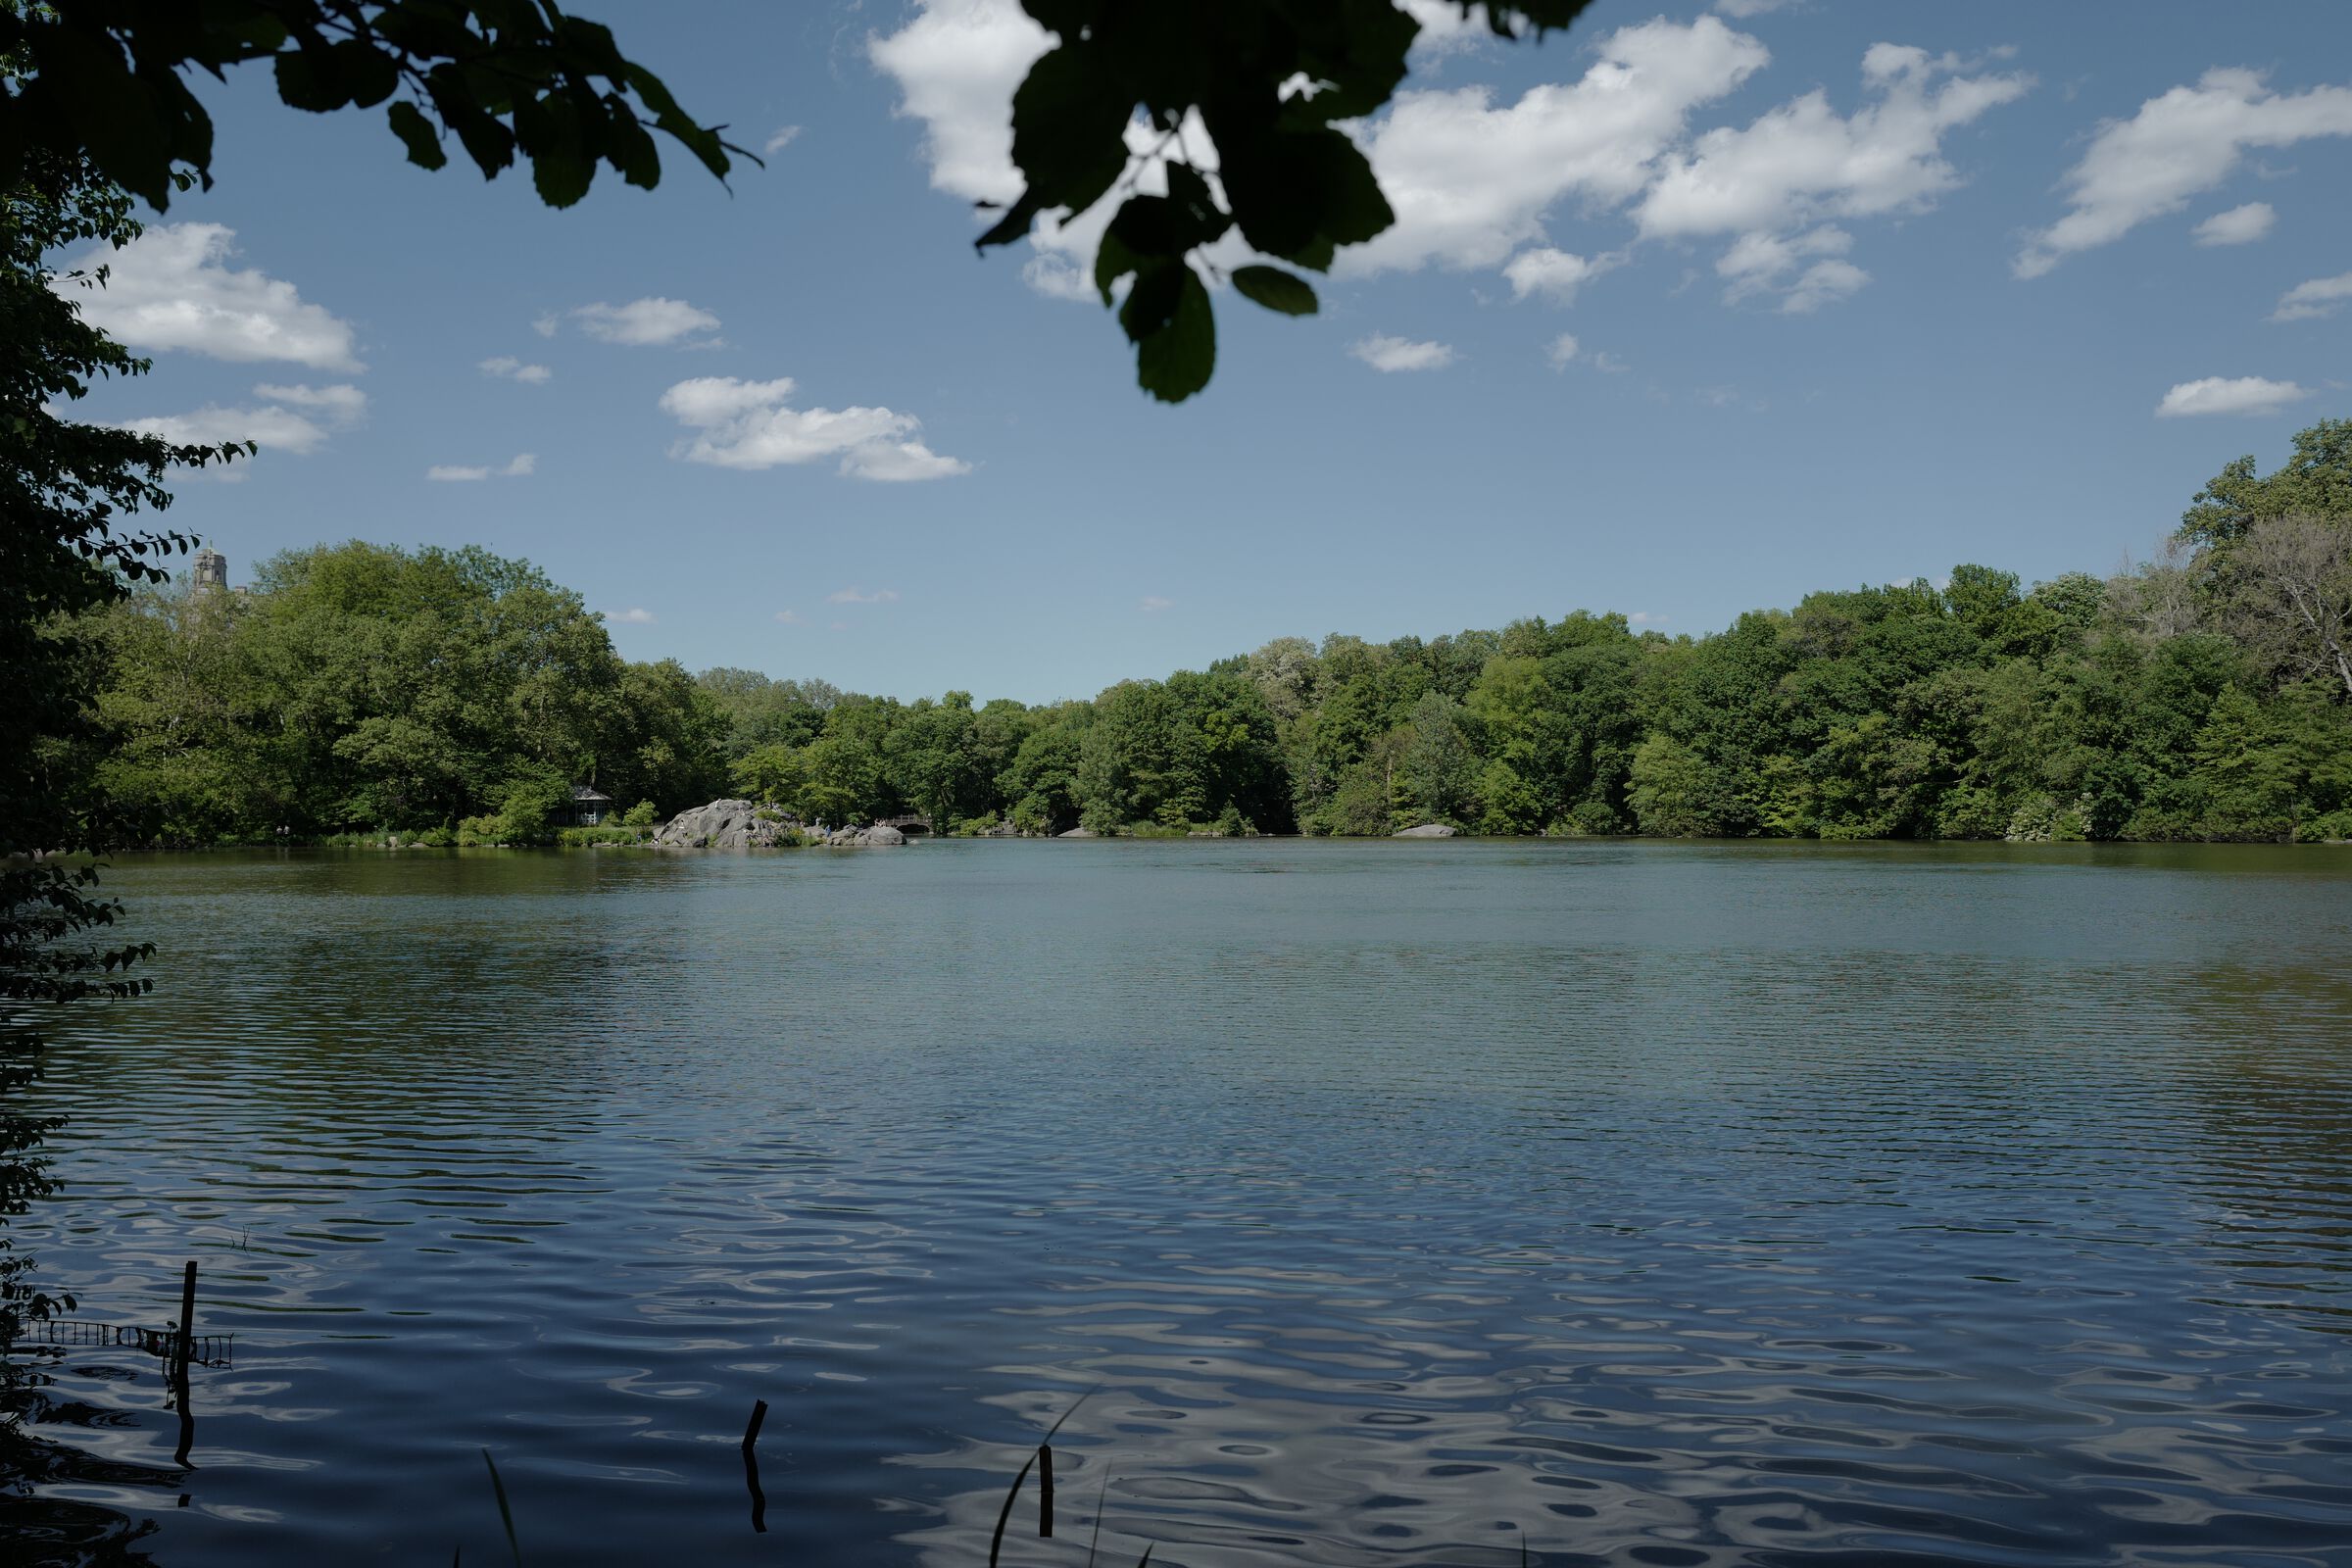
xmin=12 ymin=841 xmax=2352 ymax=1566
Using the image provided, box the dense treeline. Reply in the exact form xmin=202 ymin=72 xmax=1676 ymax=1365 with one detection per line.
xmin=85 ymin=421 xmax=2352 ymax=845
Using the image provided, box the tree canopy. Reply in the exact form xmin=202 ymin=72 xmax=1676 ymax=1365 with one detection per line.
xmin=1 ymin=0 xmax=1610 ymax=400
xmin=0 ymin=0 xmax=741 ymax=211
xmin=975 ymin=1 xmax=1595 ymax=400
xmin=82 ymin=457 xmax=2352 ymax=846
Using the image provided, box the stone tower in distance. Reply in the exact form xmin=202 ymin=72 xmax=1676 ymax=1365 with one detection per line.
xmin=193 ymin=548 xmax=227 ymax=596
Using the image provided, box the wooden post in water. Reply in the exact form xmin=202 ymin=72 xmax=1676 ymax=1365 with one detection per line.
xmin=174 ymin=1260 xmax=197 ymax=1371
xmin=171 ymin=1260 xmax=198 ymax=1468
xmin=1039 ymin=1443 xmax=1054 ymax=1538
xmin=741 ymin=1399 xmax=770 ymax=1535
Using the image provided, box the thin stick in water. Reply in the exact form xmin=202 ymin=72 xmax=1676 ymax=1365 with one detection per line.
xmin=480 ymin=1449 xmax=521 ymax=1567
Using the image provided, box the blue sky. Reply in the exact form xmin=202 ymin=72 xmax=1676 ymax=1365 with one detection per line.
xmin=59 ymin=0 xmax=2352 ymax=705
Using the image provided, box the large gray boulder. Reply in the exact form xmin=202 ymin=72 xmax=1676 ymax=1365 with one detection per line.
xmin=1056 ymin=827 xmax=1098 ymax=838
xmin=654 ymin=800 xmax=798 ymax=849
xmin=820 ymin=822 xmax=907 ymax=847
xmin=1394 ymin=823 xmax=1456 ymax=838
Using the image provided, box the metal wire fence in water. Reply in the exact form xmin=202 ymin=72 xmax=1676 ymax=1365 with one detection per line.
xmin=28 ymin=1318 xmax=233 ymax=1368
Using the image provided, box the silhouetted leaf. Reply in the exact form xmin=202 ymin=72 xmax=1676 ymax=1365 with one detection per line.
xmin=1119 ymin=260 xmax=1185 ymax=344
xmin=273 ymin=47 xmax=348 ymax=113
xmin=1232 ymin=265 xmax=1317 ymax=316
xmin=387 ymin=102 xmax=448 ymax=171
xmin=1009 ymin=44 xmax=1133 ymax=214
xmin=1136 ymin=268 xmax=1215 ymax=404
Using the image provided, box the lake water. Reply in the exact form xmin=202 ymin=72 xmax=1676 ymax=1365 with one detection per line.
xmin=12 ymin=840 xmax=2352 ymax=1567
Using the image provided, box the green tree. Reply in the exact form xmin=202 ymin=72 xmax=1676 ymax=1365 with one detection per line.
xmin=2180 ymin=418 xmax=2352 ymax=549
xmin=1398 ymin=691 xmax=1476 ymax=824
xmin=3 ymin=148 xmax=245 ymax=1358
xmin=731 ymin=743 xmax=807 ymax=808
xmin=1628 ymin=734 xmax=1734 ymax=838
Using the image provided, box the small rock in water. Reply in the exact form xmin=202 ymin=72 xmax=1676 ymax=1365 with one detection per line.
xmin=1394 ymin=823 xmax=1456 ymax=838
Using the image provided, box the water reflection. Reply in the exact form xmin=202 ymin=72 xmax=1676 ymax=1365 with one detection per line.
xmin=12 ymin=842 xmax=2352 ymax=1565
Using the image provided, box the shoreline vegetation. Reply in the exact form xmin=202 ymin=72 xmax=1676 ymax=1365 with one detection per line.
xmin=77 ymin=420 xmax=2352 ymax=851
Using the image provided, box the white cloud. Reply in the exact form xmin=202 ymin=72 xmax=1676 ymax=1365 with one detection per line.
xmin=2271 ymin=270 xmax=2352 ymax=321
xmin=1139 ymin=595 xmax=1173 ymax=612
xmin=1021 ymin=254 xmax=1096 ymax=301
xmin=1780 ymin=258 xmax=1871 ymax=314
xmin=773 ymin=609 xmax=803 ymax=624
xmin=868 ymin=5 xmax=1247 ymax=302
xmin=843 ymin=441 xmax=970 ymax=481
xmin=479 ymin=355 xmax=553 ymax=383
xmin=1592 ymin=351 xmax=1630 ymax=373
xmin=1546 ymin=332 xmax=1580 ymax=368
xmin=1639 ymin=44 xmax=2027 ymax=309
xmin=1717 ymin=224 xmax=1869 ymax=311
xmin=1351 ymin=22 xmax=2019 ymax=314
xmin=609 ymin=607 xmax=658 ymax=625
xmin=1643 ymin=43 xmax=2031 ymax=239
xmin=2154 ymin=376 xmax=2310 ymax=418
xmin=2019 ymin=70 xmax=2352 ymax=277
xmin=867 ymin=7 xmax=2010 ymax=328
xmin=866 ymin=0 xmax=1049 ymax=207
xmin=532 ymin=313 xmax=560 ymax=338
xmin=250 ymin=382 xmax=367 ymax=424
xmin=62 ymin=222 xmax=362 ymax=370
xmin=827 ymin=587 xmax=902 ymax=605
xmin=1348 ymin=17 xmax=1770 ymax=276
xmin=117 ymin=403 xmax=332 ymax=455
xmin=1350 ymin=334 xmax=1456 ymax=372
xmin=2192 ymin=201 xmax=2276 ymax=246
xmin=660 ymin=376 xmax=969 ymax=481
xmin=1503 ymin=247 xmax=1609 ymax=303
xmin=572 ymin=297 xmax=722 ymax=348
xmin=1397 ymin=1 xmax=1491 ymax=57
xmin=109 ymin=380 xmax=367 ymax=466
xmin=426 ymin=452 xmax=535 ymax=481
xmin=763 ymin=125 xmax=803 ymax=157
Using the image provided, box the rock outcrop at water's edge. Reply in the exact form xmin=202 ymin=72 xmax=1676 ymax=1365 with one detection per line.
xmin=822 ymin=823 xmax=907 ymax=848
xmin=653 ymin=800 xmax=797 ymax=849
xmin=1394 ymin=823 xmax=1456 ymax=838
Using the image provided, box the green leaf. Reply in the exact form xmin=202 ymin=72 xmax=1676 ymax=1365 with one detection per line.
xmin=607 ymin=102 xmax=662 ymax=189
xmin=333 ymin=39 xmax=400 ymax=110
xmin=1299 ymin=132 xmax=1394 ymax=247
xmin=387 ymin=102 xmax=448 ymax=172
xmin=273 ymin=48 xmax=349 ymax=114
xmin=976 ymin=191 xmax=1046 ymax=251
xmin=1283 ymin=235 xmax=1337 ymax=274
xmin=1008 ymin=44 xmax=1132 ymax=212
xmin=518 ymin=91 xmax=596 ymax=209
xmin=1094 ymin=229 xmax=1140 ymax=306
xmin=1161 ymin=162 xmax=1230 ymax=249
xmin=1135 ymin=268 xmax=1215 ymax=404
xmin=1219 ymin=126 xmax=1394 ymax=263
xmin=1232 ymin=265 xmax=1317 ymax=317
xmin=1118 ymin=260 xmax=1184 ymax=345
